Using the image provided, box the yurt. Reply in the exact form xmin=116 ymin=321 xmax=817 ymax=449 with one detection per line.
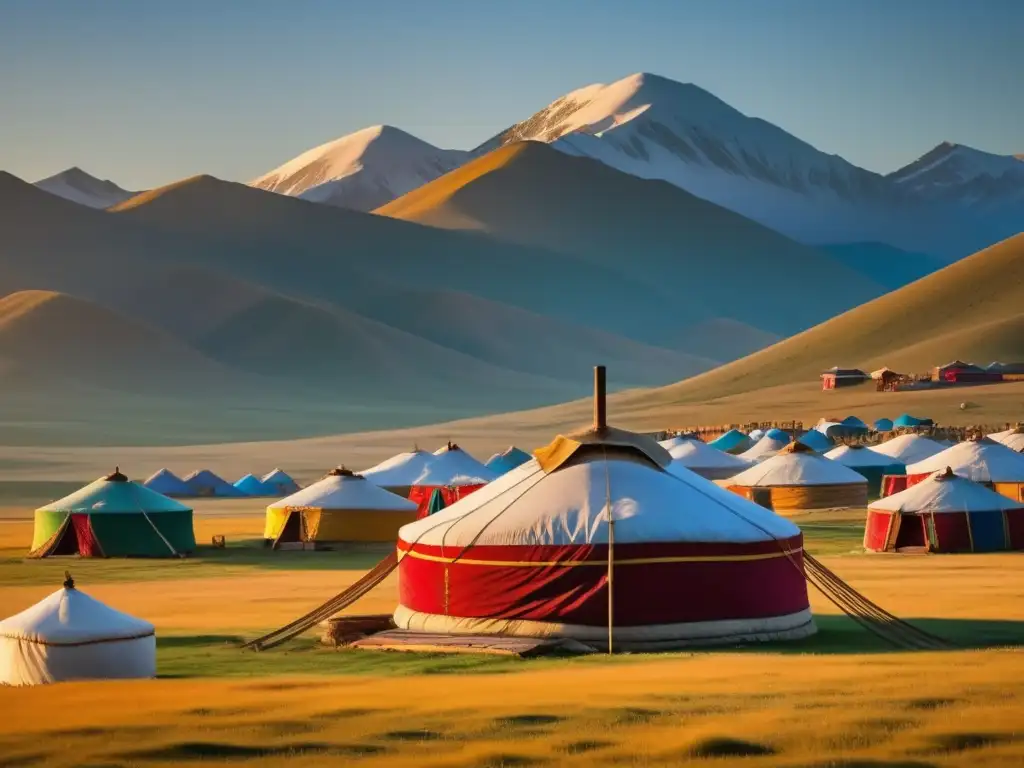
xmin=726 ymin=443 xmax=869 ymax=512
xmin=666 ymin=437 xmax=753 ymax=480
xmin=708 ymin=429 xmax=753 ymax=455
xmin=0 ymin=574 xmax=156 ymax=685
xmin=842 ymin=416 xmax=869 ymax=430
xmin=406 ymin=443 xmax=498 ymax=515
xmin=234 ymin=474 xmax=273 ymax=496
xmin=989 ymin=427 xmax=1024 ymax=453
xmin=30 ymin=468 xmax=195 ymax=558
xmin=263 ymin=468 xmax=418 ymax=547
xmin=874 ymin=418 xmax=894 ymax=432
xmin=182 ymin=469 xmax=244 ymax=498
xmin=394 ymin=368 xmax=815 ymax=649
xmin=904 ymin=438 xmax=1024 ymax=502
xmin=142 ymin=468 xmax=191 ymax=497
xmin=823 ymin=445 xmax=905 ymax=495
xmin=359 ymin=448 xmax=440 ymax=497
xmin=485 ymin=446 xmax=532 ymax=475
xmin=658 ymin=434 xmax=687 ymax=450
xmin=748 ymin=428 xmax=765 ymax=443
xmin=796 ymin=430 xmax=833 ymax=452
xmin=261 ymin=469 xmax=300 ymax=495
xmin=894 ymin=413 xmax=932 ymax=428
xmin=872 ymin=433 xmax=947 ymax=465
xmin=739 ymin=431 xmax=790 ymax=463
xmin=865 ymin=468 xmax=1024 ymax=553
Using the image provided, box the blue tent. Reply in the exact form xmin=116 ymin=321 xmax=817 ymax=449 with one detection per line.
xmin=234 ymin=473 xmax=274 ymax=496
xmin=143 ymin=468 xmax=191 ymax=497
xmin=764 ymin=428 xmax=791 ymax=442
xmin=486 ymin=446 xmax=532 ymax=476
xmin=182 ymin=469 xmax=245 ymax=498
xmin=797 ymin=430 xmax=832 ymax=452
xmin=708 ymin=429 xmax=752 ymax=454
xmin=894 ymin=413 xmax=933 ymax=428
xmin=874 ymin=418 xmax=894 ymax=432
xmin=842 ymin=416 xmax=869 ymax=429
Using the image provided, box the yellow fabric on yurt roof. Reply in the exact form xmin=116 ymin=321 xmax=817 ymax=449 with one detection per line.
xmin=534 ymin=426 xmax=671 ymax=474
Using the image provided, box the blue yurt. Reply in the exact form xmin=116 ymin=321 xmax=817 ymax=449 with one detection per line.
xmin=765 ymin=428 xmax=791 ymax=443
xmin=708 ymin=429 xmax=753 ymax=455
xmin=485 ymin=446 xmax=532 ymax=476
xmin=796 ymin=430 xmax=832 ymax=452
xmin=824 ymin=445 xmax=906 ymax=496
xmin=894 ymin=414 xmax=933 ymax=429
xmin=841 ymin=416 xmax=869 ymax=430
xmin=142 ymin=469 xmax=191 ymax=498
xmin=874 ymin=418 xmax=894 ymax=432
xmin=234 ymin=474 xmax=274 ymax=496
xmin=261 ymin=469 xmax=300 ymax=495
xmin=182 ymin=470 xmax=244 ymax=498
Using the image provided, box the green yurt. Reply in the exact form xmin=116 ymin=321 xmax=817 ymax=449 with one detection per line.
xmin=30 ymin=468 xmax=195 ymax=558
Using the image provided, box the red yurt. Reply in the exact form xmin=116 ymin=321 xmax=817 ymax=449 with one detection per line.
xmin=393 ymin=369 xmax=815 ymax=650
xmin=865 ymin=468 xmax=1024 ymax=553
xmin=902 ymin=437 xmax=1024 ymax=502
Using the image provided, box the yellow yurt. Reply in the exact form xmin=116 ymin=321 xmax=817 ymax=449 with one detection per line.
xmin=264 ymin=468 xmax=418 ymax=548
xmin=725 ymin=442 xmax=869 ymax=512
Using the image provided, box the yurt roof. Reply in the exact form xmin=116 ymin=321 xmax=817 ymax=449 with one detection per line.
xmin=871 ymin=433 xmax=947 ymax=464
xmin=739 ymin=435 xmax=790 ymax=462
xmin=906 ymin=438 xmax=1024 ymax=482
xmin=0 ymin=578 xmax=154 ymax=645
xmin=359 ymin=449 xmax=439 ymax=486
xmin=183 ymin=469 xmax=236 ymax=489
xmin=667 ymin=438 xmax=752 ymax=470
xmin=269 ymin=468 xmax=417 ymax=511
xmin=398 ymin=451 xmax=799 ymax=548
xmin=261 ymin=469 xmax=295 ymax=484
xmin=765 ymin=428 xmax=791 ymax=441
xmin=796 ymin=430 xmax=833 ymax=452
xmin=235 ymin=474 xmax=271 ymax=493
xmin=707 ymin=429 xmax=752 ymax=452
xmin=989 ymin=428 xmax=1024 ymax=452
xmin=142 ymin=468 xmax=190 ymax=494
xmin=824 ymin=444 xmax=902 ymax=468
xmin=870 ymin=468 xmax=1024 ymax=514
xmin=841 ymin=416 xmax=869 ymax=429
xmin=415 ymin=444 xmax=498 ymax=485
xmin=657 ymin=435 xmax=687 ymax=450
xmin=728 ymin=444 xmax=868 ymax=487
xmin=748 ymin=429 xmax=765 ymax=442
xmin=38 ymin=470 xmax=191 ymax=514
xmin=874 ymin=418 xmax=894 ymax=431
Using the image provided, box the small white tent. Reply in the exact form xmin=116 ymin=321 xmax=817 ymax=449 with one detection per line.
xmin=0 ymin=574 xmax=155 ymax=685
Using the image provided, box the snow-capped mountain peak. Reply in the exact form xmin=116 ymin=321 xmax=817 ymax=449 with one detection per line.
xmin=250 ymin=125 xmax=467 ymax=211
xmin=34 ymin=167 xmax=135 ymax=209
xmin=888 ymin=142 xmax=1024 ymax=202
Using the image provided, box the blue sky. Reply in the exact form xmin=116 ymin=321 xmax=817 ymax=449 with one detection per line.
xmin=2 ymin=0 xmax=1020 ymax=188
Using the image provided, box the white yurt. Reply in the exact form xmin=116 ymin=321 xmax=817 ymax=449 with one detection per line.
xmin=738 ymin=433 xmax=790 ymax=463
xmin=905 ymin=437 xmax=1024 ymax=501
xmin=989 ymin=427 xmax=1024 ymax=453
xmin=871 ymin=433 xmax=948 ymax=465
xmin=359 ymin=448 xmax=440 ymax=496
xmin=666 ymin=437 xmax=753 ymax=480
xmin=726 ymin=442 xmax=869 ymax=511
xmin=0 ymin=574 xmax=155 ymax=685
xmin=421 ymin=443 xmax=498 ymax=486
xmin=658 ymin=435 xmax=688 ymax=451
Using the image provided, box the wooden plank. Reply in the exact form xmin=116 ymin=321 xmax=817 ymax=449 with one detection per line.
xmin=349 ymin=630 xmax=595 ymax=657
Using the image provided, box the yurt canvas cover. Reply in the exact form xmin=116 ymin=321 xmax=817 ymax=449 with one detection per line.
xmin=796 ymin=430 xmax=833 ymax=452
xmin=234 ymin=474 xmax=274 ymax=496
xmin=824 ymin=445 xmax=905 ymax=496
xmin=31 ymin=469 xmax=195 ymax=558
xmin=666 ymin=438 xmax=752 ymax=480
xmin=872 ymin=434 xmax=947 ymax=465
xmin=261 ymin=469 xmax=299 ymax=495
xmin=866 ymin=469 xmax=1024 ymax=553
xmin=142 ymin=469 xmax=191 ymax=497
xmin=359 ymin=449 xmax=439 ymax=495
xmin=905 ymin=438 xmax=1024 ymax=502
xmin=0 ymin=575 xmax=155 ymax=685
xmin=182 ymin=469 xmax=244 ymax=498
xmin=727 ymin=443 xmax=869 ymax=511
xmin=708 ymin=429 xmax=752 ymax=455
xmin=485 ymin=446 xmax=532 ymax=475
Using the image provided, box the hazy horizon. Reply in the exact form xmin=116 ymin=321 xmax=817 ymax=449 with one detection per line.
xmin=2 ymin=0 xmax=1022 ymax=189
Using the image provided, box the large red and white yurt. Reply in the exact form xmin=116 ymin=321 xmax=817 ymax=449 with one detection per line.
xmin=393 ymin=370 xmax=815 ymax=650
xmin=902 ymin=438 xmax=1024 ymax=502
xmin=665 ymin=437 xmax=753 ymax=480
xmin=865 ymin=468 xmax=1024 ymax=553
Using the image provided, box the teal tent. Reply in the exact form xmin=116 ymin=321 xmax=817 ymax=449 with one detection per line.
xmin=234 ymin=474 xmax=274 ymax=496
xmin=708 ymin=429 xmax=752 ymax=455
xmin=874 ymin=418 xmax=894 ymax=432
xmin=797 ymin=430 xmax=832 ymax=452
xmin=486 ymin=446 xmax=532 ymax=475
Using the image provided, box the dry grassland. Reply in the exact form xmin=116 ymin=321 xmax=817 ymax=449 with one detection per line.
xmin=0 ymin=507 xmax=1022 ymax=766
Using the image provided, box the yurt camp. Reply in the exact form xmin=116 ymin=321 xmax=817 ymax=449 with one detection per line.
xmin=405 ymin=443 xmax=498 ymax=515
xmin=142 ymin=468 xmax=191 ymax=497
xmin=707 ymin=428 xmax=752 ymax=455
xmin=359 ymin=448 xmax=440 ymax=497
xmin=30 ymin=468 xmax=196 ymax=558
xmin=738 ymin=429 xmax=790 ymax=462
xmin=485 ymin=446 xmax=532 ymax=475
xmin=264 ymin=468 xmax=418 ymax=548
xmin=865 ymin=468 xmax=1024 ymax=553
xmin=903 ymin=438 xmax=1024 ymax=502
xmin=872 ymin=433 xmax=948 ymax=466
xmin=182 ymin=469 xmax=244 ymax=498
xmin=235 ymin=474 xmax=273 ymax=496
xmin=394 ymin=368 xmax=815 ymax=649
xmin=726 ymin=443 xmax=869 ymax=512
xmin=666 ymin=437 xmax=753 ymax=480
xmin=824 ymin=444 xmax=905 ymax=496
xmin=0 ymin=574 xmax=156 ymax=686
xmin=262 ymin=469 xmax=300 ymax=495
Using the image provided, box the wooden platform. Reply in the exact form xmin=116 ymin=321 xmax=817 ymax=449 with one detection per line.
xmin=348 ymin=630 xmax=596 ymax=657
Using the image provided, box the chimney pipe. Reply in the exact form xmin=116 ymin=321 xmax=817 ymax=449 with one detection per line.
xmin=594 ymin=365 xmax=607 ymax=432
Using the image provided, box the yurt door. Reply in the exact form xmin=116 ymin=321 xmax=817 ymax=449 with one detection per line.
xmin=893 ymin=514 xmax=927 ymax=552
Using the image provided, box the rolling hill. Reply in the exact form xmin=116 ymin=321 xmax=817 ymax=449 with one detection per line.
xmin=625 ymin=232 xmax=1024 ymax=404
xmin=33 ymin=167 xmax=136 ymax=209
xmin=377 ymin=140 xmax=884 ymax=344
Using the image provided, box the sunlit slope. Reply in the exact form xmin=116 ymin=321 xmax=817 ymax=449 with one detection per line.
xmin=377 ymin=141 xmax=884 ymax=337
xmin=635 ymin=233 xmax=1024 ymax=403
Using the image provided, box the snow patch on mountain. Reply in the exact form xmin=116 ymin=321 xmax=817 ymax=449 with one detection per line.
xmin=250 ymin=125 xmax=467 ymax=211
xmin=34 ymin=167 xmax=136 ymax=209
xmin=889 ymin=142 xmax=1024 ymax=206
